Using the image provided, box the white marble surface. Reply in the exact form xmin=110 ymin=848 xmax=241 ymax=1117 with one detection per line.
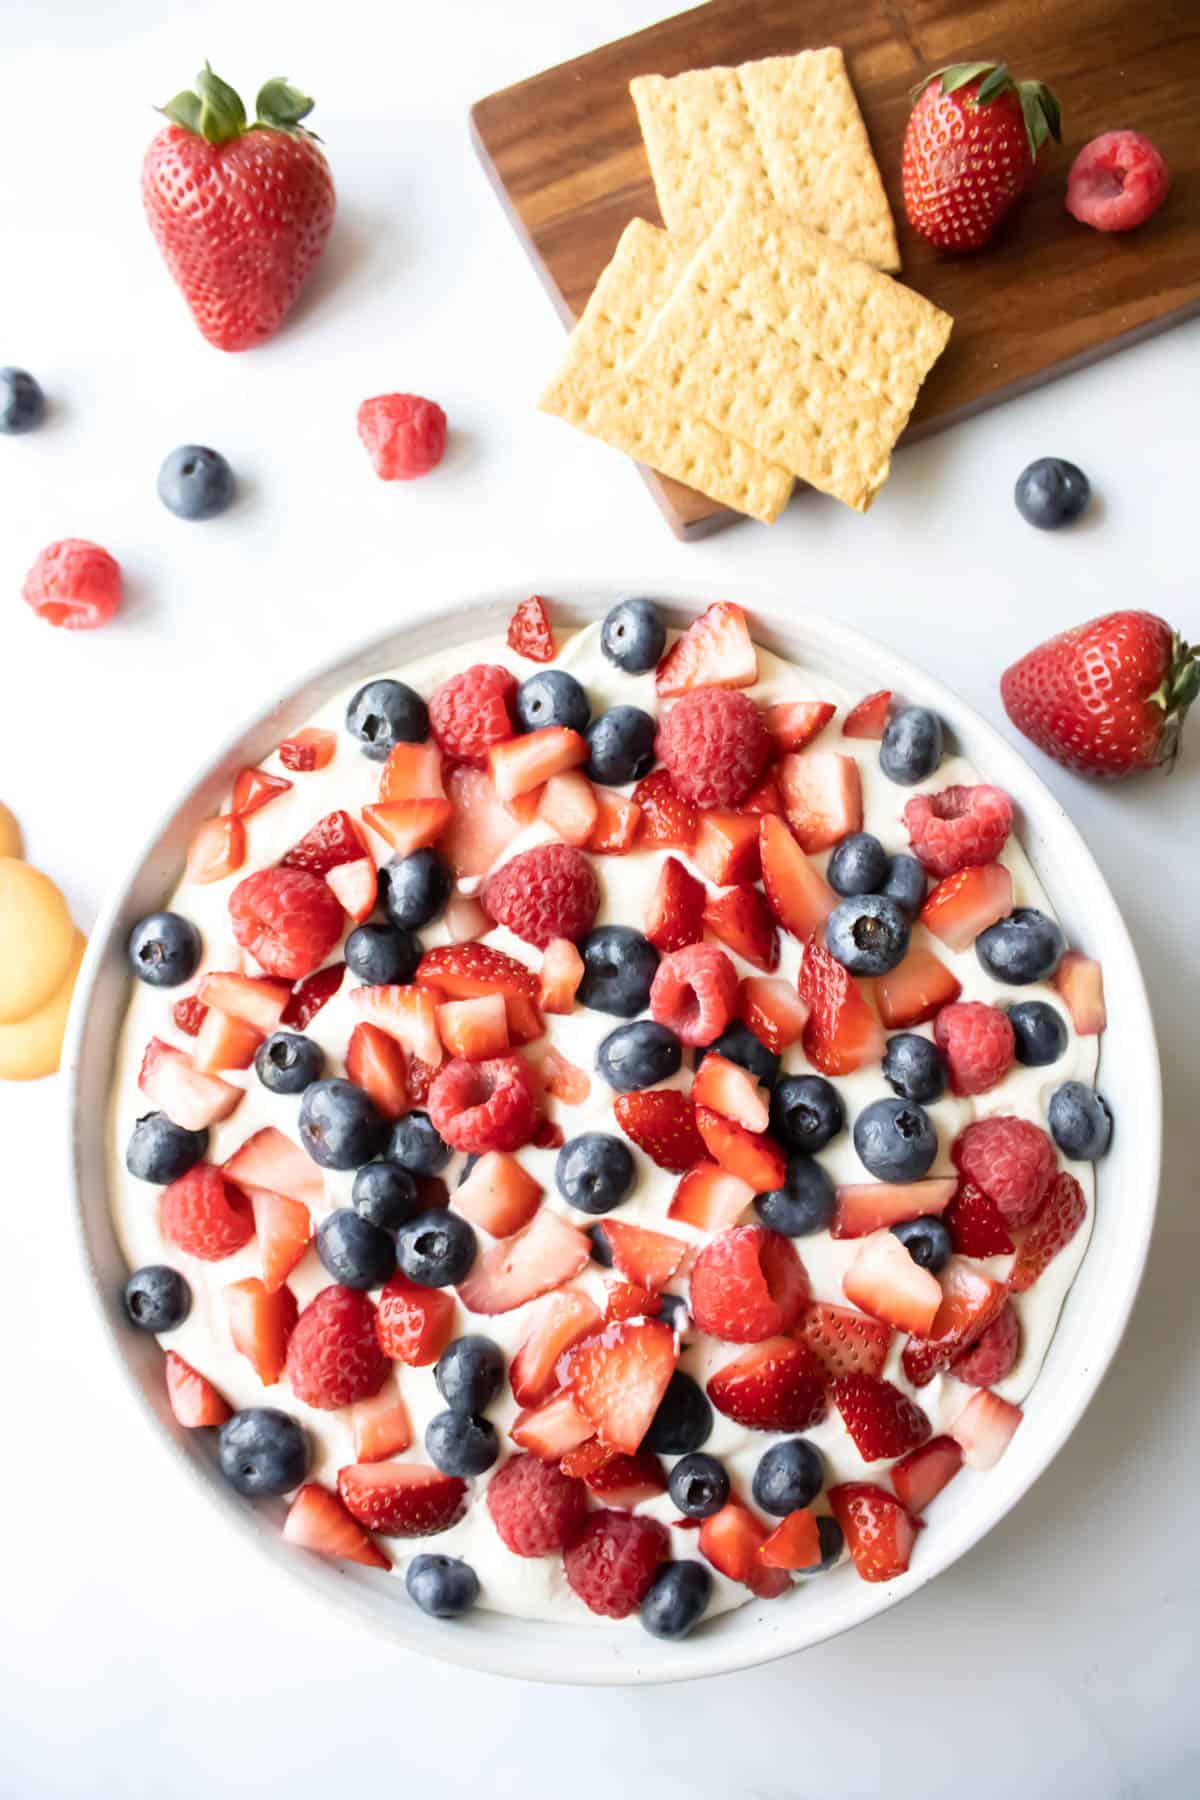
xmin=0 ymin=2 xmax=1197 ymax=1795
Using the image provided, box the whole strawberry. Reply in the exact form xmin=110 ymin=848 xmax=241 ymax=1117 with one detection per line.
xmin=143 ymin=66 xmax=335 ymax=351
xmin=1001 ymin=611 xmax=1199 ymax=778
xmin=902 ymin=62 xmax=1061 ymax=251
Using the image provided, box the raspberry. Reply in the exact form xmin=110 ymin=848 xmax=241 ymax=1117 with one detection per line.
xmin=562 ymin=1510 xmax=670 ymax=1618
xmin=22 ymin=538 xmax=121 ymax=630
xmin=281 ymin=810 xmax=368 ymax=878
xmin=933 ymin=1001 xmax=1015 ymax=1095
xmin=486 ymin=1453 xmax=587 ymax=1557
xmin=172 ymin=994 xmax=208 ymax=1036
xmin=952 ymin=1116 xmax=1056 ymax=1227
xmin=1066 ymin=130 xmax=1170 ymax=233
xmin=160 ymin=1164 xmax=254 ymax=1261
xmin=356 ymin=393 xmax=447 ymax=479
xmin=427 ymin=1054 xmax=539 ymax=1153
xmin=689 ymin=1226 xmax=809 ymax=1343
xmin=482 ymin=844 xmax=600 ymax=949
xmin=229 ymin=866 xmax=344 ymax=981
xmin=285 ymin=1285 xmax=389 ymax=1410
xmin=649 ymin=942 xmax=738 ymax=1047
xmin=951 ymin=1301 xmax=1020 ymax=1386
xmin=654 ymin=687 xmax=771 ymax=807
xmin=429 ymin=664 xmax=517 ymax=767
xmin=904 ymin=784 xmax=1013 ymax=878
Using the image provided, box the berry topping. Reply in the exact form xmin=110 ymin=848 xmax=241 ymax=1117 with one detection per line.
xmin=825 ymin=893 xmax=911 ymax=977
xmin=482 ymin=843 xmax=600 ymax=948
xmin=933 ymin=1001 xmax=1016 ymax=1096
xmin=770 ymin=1075 xmax=845 ymax=1155
xmin=874 ymin=946 xmax=962 ymax=1030
xmin=613 ymin=1089 xmax=707 ymax=1173
xmin=563 ymin=1316 xmax=678 ymax=1454
xmin=654 ymin=687 xmax=771 ymax=808
xmin=976 ymin=907 xmax=1066 ymax=986
xmin=518 ymin=668 xmax=590 ymax=734
xmin=649 ymin=942 xmax=738 ymax=1048
xmin=641 ymin=1560 xmax=713 ymax=1639
xmin=797 ymin=935 xmax=885 ymax=1076
xmin=219 ymin=1408 xmax=309 ymax=1498
xmin=375 ymin=1272 xmax=455 ymax=1365
xmin=943 ymin=1180 xmax=1015 ymax=1257
xmin=643 ymin=1371 xmax=712 ymax=1454
xmin=842 ymin=690 xmax=891 ymax=739
xmin=1066 ymin=129 xmax=1170 ymax=233
xmin=751 ymin=1438 xmax=824 ymax=1514
xmin=346 ymin=679 xmax=429 ymax=763
xmin=427 ymin=1053 xmax=539 ymax=1154
xmin=879 ymin=706 xmax=944 ymax=786
xmin=698 ymin=1502 xmax=790 ymax=1598
xmin=157 ymin=444 xmax=236 ymax=519
xmin=278 ymin=728 xmax=336 ymax=773
xmin=1013 ymin=458 xmax=1091 ymax=531
xmin=704 ymin=885 xmax=780 ymax=972
xmin=602 ymin=597 xmax=666 ymax=673
xmin=281 ymin=960 xmax=344 ymax=1029
xmin=904 ymin=784 xmax=1013 ymax=879
xmin=429 ymin=664 xmax=517 ymax=766
xmin=578 ymin=924 xmax=660 ymax=1017
xmin=23 ymin=538 xmax=121 ymax=630
xmin=890 ymin=1436 xmax=963 ymax=1515
xmin=124 ymin=1264 xmax=193 ymax=1332
xmin=707 ymin=1336 xmax=827 ymax=1432
xmin=646 ymin=855 xmax=706 ymax=954
xmin=900 ymin=1258 xmax=1010 ymax=1386
xmin=283 ymin=1486 xmax=391 ymax=1571
xmin=225 ymin=1279 xmax=298 ymax=1384
xmin=456 ymin=1208 xmax=590 ymax=1314
xmin=286 ymin=1285 xmax=389 ymax=1410
xmin=655 ymin=601 xmax=757 ymax=696
xmin=920 ymin=863 xmax=1013 ymax=952
xmin=767 ymin=699 xmax=837 ymax=752
xmin=357 ymin=393 xmax=447 ymax=479
xmin=690 ymin=1225 xmax=808 ymax=1342
xmin=951 ymin=1301 xmax=1020 ymax=1386
xmin=128 ymin=911 xmax=202 ymax=989
xmin=563 ymin=1511 xmax=670 ymax=1618
xmin=0 ymin=366 xmax=44 ymax=434
xmin=797 ymin=1301 xmax=891 ymax=1380
xmin=299 ymin=1078 xmax=389 ymax=1170
xmin=1048 ymin=1081 xmax=1113 ymax=1160
xmin=779 ymin=752 xmax=863 ymax=853
xmin=843 ymin=1229 xmax=943 ymax=1336
xmin=633 ymin=769 xmax=698 ymax=850
xmin=506 ymin=594 xmax=555 ymax=661
xmin=487 ymin=1452 xmax=588 ymax=1557
xmin=337 ymin=1463 xmax=467 ymax=1537
xmin=950 ymin=1390 xmax=1023 ymax=1470
xmin=160 ymin=1164 xmax=253 ymax=1261
xmin=1008 ymin=1170 xmax=1087 ymax=1292
xmin=828 ymin=1482 xmax=917 ymax=1582
xmin=164 ymin=1350 xmax=232 ymax=1428
xmin=952 ymin=1116 xmax=1056 ymax=1227
xmin=230 ymin=866 xmax=344 ymax=982
xmin=1006 ymin=998 xmax=1068 ymax=1068
xmin=833 ymin=1373 xmax=932 ymax=1461
xmin=586 ymin=705 xmax=657 ymax=785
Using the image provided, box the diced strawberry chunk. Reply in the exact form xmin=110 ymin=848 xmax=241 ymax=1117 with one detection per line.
xmin=138 ymin=1038 xmax=243 ymax=1132
xmin=1008 ymin=1170 xmax=1087 ymax=1293
xmin=417 ymin=944 xmax=543 ymax=1047
xmin=231 ymin=766 xmax=293 ymax=816
xmin=444 ymin=892 xmax=489 ymax=942
xmin=164 ymin=1350 xmax=232 ymax=1428
xmin=692 ymin=811 xmax=761 ymax=886
xmin=361 ymin=798 xmax=453 ymax=855
xmin=759 ymin=816 xmax=836 ymax=941
xmin=798 ymin=935 xmax=885 ymax=1075
xmin=171 ymin=994 xmax=208 ymax=1037
xmin=224 ymin=1127 xmax=325 ymax=1208
xmin=613 ymin=1090 xmax=707 ymax=1173
xmin=797 ymin=1302 xmax=892 ymax=1379
xmin=874 ymin=946 xmax=963 ymax=1028
xmin=737 ymin=976 xmax=809 ymax=1053
xmin=346 ymin=1020 xmax=410 ymax=1120
xmin=561 ymin=1317 xmax=677 ymax=1454
xmin=765 ymin=700 xmax=836 ymax=753
xmin=950 ymin=1390 xmax=1023 ymax=1469
xmin=559 ymin=1439 xmax=614 ymax=1481
xmin=944 ymin=1180 xmax=1016 ymax=1257
xmin=699 ymin=1502 xmax=791 ymax=1598
xmin=601 ymin=1219 xmax=687 ymax=1292
xmin=281 ymin=961 xmax=344 ymax=1029
xmin=193 ymin=1007 xmax=263 ymax=1073
xmin=901 ymin=1258 xmax=1010 ymax=1386
xmin=198 ymin=971 xmax=292 ymax=1033
xmin=841 ymin=690 xmax=891 ymax=739
xmin=694 ymin=1103 xmax=786 ymax=1192
xmin=843 ymin=1230 xmax=943 ymax=1335
xmin=224 ymin=1277 xmax=298 ymax=1385
xmin=703 ymin=884 xmax=779 ymax=972
xmin=707 ymin=1336 xmax=828 ymax=1431
xmin=377 ymin=741 xmax=445 ymax=802
xmin=538 ymin=770 xmax=598 ymax=846
xmin=349 ymin=1380 xmax=412 ymax=1462
xmin=283 ymin=1484 xmax=391 ymax=1570
xmin=249 ymin=1190 xmax=313 ymax=1292
xmin=350 ymin=984 xmax=444 ymax=1068
xmin=759 ymin=1509 xmax=822 ymax=1570
xmin=655 ymin=602 xmax=758 ymax=697
xmin=1054 ymin=951 xmax=1107 ymax=1035
xmin=453 ymin=1150 xmax=542 ymax=1237
xmin=507 ymin=594 xmax=555 ymax=662
xmin=587 ymin=788 xmax=642 ymax=854
xmin=281 ymin=810 xmax=369 ymax=877
xmin=186 ymin=814 xmax=246 ymax=884
xmin=456 ymin=1208 xmax=590 ymax=1314
xmin=326 ymin=857 xmax=378 ymax=924
xmin=489 ymin=727 xmax=588 ymax=800
xmin=539 ymin=1045 xmax=590 ymax=1104
xmin=646 ymin=855 xmax=706 ymax=954
xmin=604 ymin=1281 xmax=662 ymax=1322
xmin=921 ymin=863 xmax=1013 ymax=952
xmin=337 ymin=1463 xmax=467 ymax=1537
xmin=891 ymin=1435 xmax=964 ymax=1514
xmin=633 ymin=769 xmax=697 ymax=850
xmin=441 ymin=765 xmax=524 ymax=879
xmin=743 ymin=770 xmax=784 ymax=815
xmin=831 ymin=1178 xmax=957 ymax=1239
xmin=667 ymin=1162 xmax=754 ymax=1231
xmin=538 ymin=937 xmax=585 ymax=1014
xmin=509 ymin=1290 xmax=603 ymax=1408
xmin=828 ymin=1482 xmax=917 ymax=1582
xmin=583 ymin=1448 xmax=667 ymax=1508
xmin=693 ymin=1053 xmax=770 ymax=1133
xmin=278 ymin=728 xmax=337 ymax=773
xmin=375 ymin=1274 xmax=456 ymax=1366
xmin=833 ymin=1372 xmax=931 ymax=1461
xmin=435 ymin=994 xmax=509 ymax=1062
xmin=511 ymin=1387 xmax=597 ymax=1458
xmin=778 ymin=751 xmax=862 ymax=853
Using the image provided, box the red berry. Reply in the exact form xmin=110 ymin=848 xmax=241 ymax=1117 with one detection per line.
xmin=933 ymin=1001 xmax=1015 ymax=1096
xmin=952 ymin=1116 xmax=1056 ymax=1227
xmin=943 ymin=1180 xmax=1015 ymax=1257
xmin=633 ymin=769 xmax=698 ymax=850
xmin=562 ymin=1510 xmax=670 ymax=1618
xmin=482 ymin=843 xmax=600 ymax=949
xmin=649 ymin=942 xmax=738 ymax=1047
xmin=160 ymin=1164 xmax=253 ymax=1261
xmin=654 ymin=687 xmax=770 ymax=808
xmin=282 ymin=809 xmax=368 ymax=878
xmin=904 ymin=784 xmax=1013 ymax=878
xmin=689 ymin=1225 xmax=808 ymax=1343
xmin=486 ymin=1452 xmax=588 ymax=1557
xmin=429 ymin=664 xmax=517 ymax=767
xmin=427 ymin=1054 xmax=539 ymax=1153
xmin=507 ymin=595 xmax=555 ymax=662
xmin=281 ymin=960 xmax=345 ymax=1029
xmin=832 ymin=1373 xmax=932 ymax=1461
xmin=229 ymin=866 xmax=344 ymax=980
xmin=285 ymin=1285 xmax=389 ymax=1410
xmin=951 ymin=1301 xmax=1020 ymax=1386
xmin=613 ymin=1090 xmax=707 ymax=1173
xmin=357 ymin=393 xmax=447 ymax=479
xmin=172 ymin=994 xmax=208 ymax=1037
xmin=1008 ymin=1170 xmax=1087 ymax=1293
xmin=22 ymin=538 xmax=121 ymax=630
xmin=1066 ymin=130 xmax=1170 ymax=233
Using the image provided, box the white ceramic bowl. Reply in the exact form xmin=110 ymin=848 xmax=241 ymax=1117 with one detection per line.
xmin=65 ymin=581 xmax=1160 ymax=1685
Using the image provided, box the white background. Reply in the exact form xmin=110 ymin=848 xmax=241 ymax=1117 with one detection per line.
xmin=1 ymin=2 xmax=1197 ymax=1795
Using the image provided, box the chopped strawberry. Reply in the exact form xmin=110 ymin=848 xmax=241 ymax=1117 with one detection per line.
xmin=952 ymin=1116 xmax=1056 ymax=1227
xmin=646 ymin=856 xmax=706 ymax=954
xmin=833 ymin=1373 xmax=931 ymax=1461
xmin=362 ymin=798 xmax=453 ymax=855
xmin=538 ymin=770 xmax=598 ymax=846
xmin=488 ymin=1452 xmax=588 ymax=1556
xmin=249 ymin=1190 xmax=313 ymax=1292
xmin=667 ymin=1162 xmax=754 ymax=1231
xmin=564 ymin=1510 xmax=671 ymax=1616
xmin=559 ymin=1439 xmax=614 ymax=1481
xmin=198 ymin=971 xmax=291 ymax=1033
xmin=225 ymin=1277 xmax=298 ymax=1385
xmin=539 ymin=1045 xmax=590 ymax=1104
xmin=843 ymin=1230 xmax=943 ymax=1336
xmin=224 ymin=1126 xmax=325 ymax=1208
xmin=278 ymin=727 xmax=337 ymax=773
xmin=778 ymin=752 xmax=863 ymax=853
xmin=759 ymin=1509 xmax=822 ymax=1570
xmin=186 ymin=814 xmax=246 ymax=885
xmin=350 ymin=984 xmax=444 ymax=1068
xmin=759 ymin=816 xmax=836 ymax=941
xmin=349 ymin=1379 xmax=412 ymax=1462
xmin=699 ymin=1502 xmax=790 ymax=1598
xmin=510 ymin=1387 xmax=597 ymax=1458
xmin=841 ymin=690 xmax=892 ymax=739
xmin=921 ymin=863 xmax=1013 ymax=952
xmin=798 ymin=936 xmax=885 ymax=1075
xmin=736 ymin=976 xmax=809 ymax=1054
xmin=1008 ymin=1170 xmax=1086 ymax=1293
xmin=900 ymin=1258 xmax=1010 ymax=1386
xmin=510 ymin=1290 xmax=603 ymax=1407
xmin=690 ymin=1226 xmax=808 ymax=1342
xmin=346 ymin=1020 xmax=410 ymax=1119
xmin=828 ymin=1482 xmax=917 ymax=1582
xmin=693 ymin=1054 xmax=770 ymax=1133
xmin=337 ymin=1463 xmax=467 ymax=1537
xmin=538 ymin=937 xmax=585 ymax=1015
xmin=532 ymin=1118 xmax=565 ymax=1150
xmin=139 ymin=1038 xmax=243 ymax=1132
xmin=602 ymin=1219 xmax=687 ymax=1291
xmin=692 ymin=811 xmax=762 ymax=886
xmin=281 ymin=809 xmax=369 ymax=877
xmin=583 ymin=1448 xmax=666 ymax=1507
xmin=375 ymin=1272 xmax=456 ymax=1365
xmin=164 ymin=1350 xmax=232 ymax=1428
xmin=694 ymin=1104 xmax=786 ymax=1192
xmin=587 ymin=787 xmax=642 ymax=854
xmin=743 ymin=769 xmax=784 ymax=814
xmin=604 ymin=1281 xmax=662 ymax=1322
xmin=831 ymin=1177 xmax=957 ymax=1239
xmin=561 ymin=1317 xmax=677 ymax=1453
xmin=440 ymin=765 xmax=524 ymax=878
xmin=891 ymin=1435 xmax=963 ymax=1514
xmin=507 ymin=594 xmax=555 ymax=661
xmin=951 ymin=1389 xmax=1023 ymax=1469
xmin=703 ymin=884 xmax=779 ymax=972
xmin=765 ymin=699 xmax=836 ymax=753
xmin=613 ymin=1089 xmax=707 ymax=1173
xmin=489 ymin=727 xmax=588 ymax=801
xmin=1054 ymin=950 xmax=1106 ymax=1035
xmin=934 ymin=1001 xmax=1015 ymax=1096
xmin=283 ymin=1484 xmax=391 ymax=1570
xmin=417 ymin=943 xmax=543 ymax=1045
xmin=656 ymin=601 xmax=757 ymax=696
xmin=944 ymin=1180 xmax=1016 ymax=1257
xmin=874 ymin=946 xmax=962 ymax=1028
xmin=171 ymin=994 xmax=208 ymax=1037
xmin=281 ymin=961 xmax=344 ymax=1029
xmin=452 ymin=1150 xmax=542 ymax=1237
xmin=231 ymin=766 xmax=293 ymax=816
xmin=444 ymin=892 xmax=490 ymax=943
xmin=326 ymin=857 xmax=378 ymax=924
xmin=435 ymin=994 xmax=509 ymax=1063
xmin=708 ymin=1335 xmax=828 ymax=1431
xmin=193 ymin=1006 xmax=263 ymax=1073
xmin=377 ymin=741 xmax=446 ymax=802
xmin=456 ymin=1207 xmax=590 ymax=1314
xmin=797 ymin=1302 xmax=892 ymax=1379
xmin=951 ymin=1301 xmax=1020 ymax=1386
xmin=633 ymin=769 xmax=697 ymax=850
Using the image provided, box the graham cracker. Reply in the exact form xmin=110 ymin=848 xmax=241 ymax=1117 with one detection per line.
xmin=538 ymin=218 xmax=794 ymax=524
xmin=630 ymin=49 xmax=899 ymax=272
xmin=628 ymin=199 xmax=953 ymax=513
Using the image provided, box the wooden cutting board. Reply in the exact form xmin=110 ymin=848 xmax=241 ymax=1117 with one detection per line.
xmin=471 ymin=0 xmax=1200 ymax=538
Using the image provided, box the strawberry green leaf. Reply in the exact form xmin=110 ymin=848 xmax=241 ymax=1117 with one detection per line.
xmin=1017 ymin=81 xmax=1063 ymax=154
xmin=194 ymin=63 xmax=247 ymax=143
xmin=255 ymin=78 xmax=316 ymax=132
xmin=159 ymin=90 xmax=203 ymax=134
xmin=973 ymin=63 xmax=1013 ymax=106
xmin=910 ymin=60 xmax=995 ymax=103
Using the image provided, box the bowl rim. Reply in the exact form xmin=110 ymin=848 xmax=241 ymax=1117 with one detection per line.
xmin=63 ymin=577 xmax=1161 ymax=1685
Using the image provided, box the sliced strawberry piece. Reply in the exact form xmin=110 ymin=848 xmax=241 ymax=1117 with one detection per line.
xmin=417 ymin=944 xmax=543 ymax=1046
xmin=1053 ymin=950 xmax=1106 ymax=1035
xmin=278 ymin=728 xmax=337 ymax=773
xmin=441 ymin=764 xmax=524 ymax=879
xmin=540 ymin=1045 xmax=590 ymax=1103
xmin=798 ymin=935 xmax=885 ymax=1075
xmin=559 ymin=1439 xmax=615 ymax=1481
xmin=337 ymin=1463 xmax=467 ymax=1537
xmin=511 ymin=1387 xmax=596 ymax=1458
xmin=326 ymin=857 xmax=378 ymax=924
xmin=765 ymin=699 xmax=836 ymax=753
xmin=944 ymin=1180 xmax=1015 ymax=1257
xmin=538 ymin=938 xmax=585 ymax=1015
xmin=138 ymin=1038 xmax=243 ymax=1132
xmin=633 ymin=769 xmax=697 ymax=850
xmin=694 ymin=1103 xmax=785 ymax=1192
xmin=505 ymin=786 xmax=544 ymax=827
xmin=489 ymin=727 xmax=588 ymax=801
xmin=171 ymin=994 xmax=208 ymax=1037
xmin=646 ymin=855 xmax=706 ymax=954
xmin=951 ymin=1389 xmax=1023 ymax=1468
xmin=282 ymin=810 xmax=369 ymax=877
xmin=377 ymin=741 xmax=446 ymax=802
xmin=198 ymin=971 xmax=291 ymax=1033
xmin=604 ymin=1281 xmax=662 ymax=1322
xmin=1008 ymin=1171 xmax=1086 ymax=1293
xmin=703 ymin=884 xmax=779 ymax=972
xmin=249 ymin=1190 xmax=313 ymax=1292
xmin=831 ymin=1177 xmax=957 ymax=1239
xmin=224 ymin=1277 xmax=297 ymax=1385
xmin=759 ymin=1508 xmax=822 ymax=1570
xmin=193 ymin=1006 xmax=263 ymax=1073
xmin=507 ymin=594 xmax=555 ymax=662
xmin=921 ymin=863 xmax=1013 ymax=952
xmin=350 ymin=984 xmax=444 ymax=1068
xmin=443 ymin=893 xmax=490 ymax=943
xmin=376 ymin=1273 xmax=456 ymax=1365
xmin=874 ymin=946 xmax=963 ymax=1029
xmin=699 ymin=1501 xmax=791 ymax=1598
xmin=759 ymin=816 xmax=836 ymax=941
xmin=601 ymin=1219 xmax=687 ymax=1291
xmin=283 ymin=1483 xmax=391 ymax=1570
xmin=828 ymin=1482 xmax=917 ymax=1582
xmin=736 ymin=976 xmax=809 ymax=1054
xmin=693 ymin=1054 xmax=770 ymax=1133
xmin=613 ymin=1089 xmax=707 ymax=1173
xmin=667 ymin=1162 xmax=754 ymax=1231
xmin=707 ymin=1336 xmax=828 ymax=1431
xmin=797 ymin=1302 xmax=892 ymax=1379
xmin=833 ymin=1373 xmax=931 ymax=1461
xmin=456 ymin=1208 xmax=590 ymax=1314
xmin=562 ymin=1317 xmax=677 ymax=1454
xmin=186 ymin=814 xmax=246 ymax=884
xmin=891 ymin=1435 xmax=963 ymax=1514
xmin=452 ymin=1150 xmax=542 ymax=1237
xmin=843 ymin=1230 xmax=943 ymax=1336
xmin=583 ymin=1448 xmax=666 ymax=1507
xmin=509 ymin=1290 xmax=602 ymax=1408
xmin=349 ymin=1379 xmax=412 ymax=1462
xmin=361 ymin=798 xmax=453 ymax=855
xmin=281 ymin=961 xmax=344 ymax=1029
xmin=692 ymin=811 xmax=761 ymax=886
xmin=164 ymin=1350 xmax=232 ymax=1427
xmin=690 ymin=1225 xmax=809 ymax=1342
xmin=743 ymin=769 xmax=784 ymax=815
xmin=231 ymin=766 xmax=293 ymax=817
xmin=901 ymin=1257 xmax=1010 ymax=1386
xmin=841 ymin=690 xmax=892 ymax=739
xmin=778 ymin=751 xmax=863 ymax=853
xmin=655 ymin=602 xmax=758 ymax=697
xmin=224 ymin=1126 xmax=325 ymax=1209
xmin=435 ymin=994 xmax=509 ymax=1062
xmin=587 ymin=787 xmax=642 ymax=854
xmin=346 ymin=1021 xmax=410 ymax=1120
xmin=538 ymin=770 xmax=598 ymax=846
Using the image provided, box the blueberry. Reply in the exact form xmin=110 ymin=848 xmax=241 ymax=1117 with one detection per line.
xmin=644 ymin=1371 xmax=712 ymax=1455
xmin=218 ymin=1408 xmax=309 ymax=1498
xmin=316 ymin=1208 xmax=396 ymax=1289
xmin=667 ymin=1452 xmax=730 ymax=1519
xmin=255 ymin=1030 xmax=324 ymax=1095
xmin=345 ymin=922 xmax=421 ymax=986
xmin=516 ymin=669 xmax=590 ymax=734
xmin=0 ymin=366 xmax=45 ymax=433
xmin=825 ymin=893 xmax=910 ymax=977
xmin=796 ymin=1515 xmax=845 ymax=1575
xmin=556 ymin=1132 xmax=635 ymax=1214
xmin=700 ymin=1022 xmax=780 ymax=1088
xmin=125 ymin=1112 xmax=208 ymax=1184
xmin=425 ymin=1409 xmax=499 ymax=1477
xmin=406 ymin=1553 xmax=480 ymax=1619
xmin=156 ymin=444 xmax=236 ymax=520
xmin=770 ymin=1075 xmax=845 ymax=1154
xmin=597 ymin=1020 xmax=681 ymax=1092
xmin=299 ymin=1079 xmax=388 ymax=1170
xmin=352 ymin=1159 xmax=420 ymax=1231
xmin=891 ymin=1215 xmax=953 ymax=1273
xmin=755 ymin=1156 xmax=836 ymax=1235
xmin=587 ymin=1223 xmax=614 ymax=1266
xmin=381 ymin=849 xmax=451 ymax=931
xmin=601 ymin=597 xmax=666 ymax=674
xmin=1048 ymin=1082 xmax=1113 ymax=1159
xmin=127 ymin=912 xmax=201 ymax=988
xmin=880 ymin=853 xmax=927 ymax=919
xmin=882 ymin=1033 xmax=946 ymax=1104
xmin=123 ymin=1264 xmax=191 ymax=1332
xmin=346 ymin=679 xmax=429 ymax=761
xmin=751 ymin=1438 xmax=824 ymax=1516
xmin=1007 ymin=1001 xmax=1068 ymax=1067
xmin=586 ymin=706 xmax=657 ymax=785
xmin=395 ymin=1209 xmax=476 ymax=1286
xmin=827 ymin=832 xmax=889 ymax=896
xmin=435 ymin=1335 xmax=505 ymax=1414
xmin=976 ymin=907 xmax=1066 ymax=985
xmin=1014 ymin=457 xmax=1091 ymax=530
xmin=578 ymin=925 xmax=659 ymax=1017
xmin=880 ymin=706 xmax=945 ymax=786
xmin=640 ymin=1561 xmax=712 ymax=1640
xmin=656 ymin=1292 xmax=691 ymax=1336
xmin=388 ymin=1110 xmax=451 ymax=1176
xmin=853 ymin=1097 xmax=937 ymax=1182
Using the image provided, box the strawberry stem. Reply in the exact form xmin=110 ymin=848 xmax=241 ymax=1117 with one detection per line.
xmin=1153 ymin=635 xmax=1200 ymax=769
xmin=157 ymin=66 xmax=319 ymax=144
xmin=912 ymin=60 xmax=1062 ymax=158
